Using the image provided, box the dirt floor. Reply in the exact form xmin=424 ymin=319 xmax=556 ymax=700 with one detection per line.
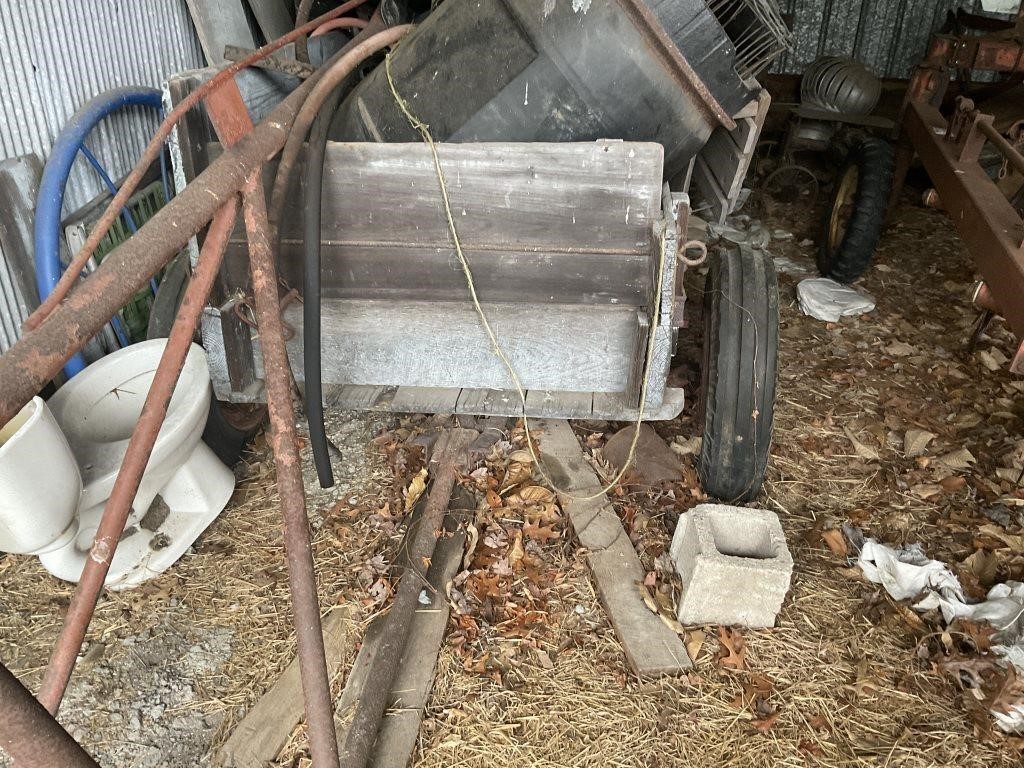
xmin=2 ymin=188 xmax=1024 ymax=767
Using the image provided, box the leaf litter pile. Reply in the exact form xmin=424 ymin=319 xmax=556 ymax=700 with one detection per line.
xmin=2 ymin=192 xmax=1024 ymax=767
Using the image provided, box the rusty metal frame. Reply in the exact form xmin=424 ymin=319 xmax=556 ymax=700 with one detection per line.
xmin=895 ymin=9 xmax=1024 ymax=374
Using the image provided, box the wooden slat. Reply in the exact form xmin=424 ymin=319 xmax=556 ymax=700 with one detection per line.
xmin=454 ymin=388 xmax=524 ymax=416
xmin=213 ymin=606 xmax=358 ymax=767
xmin=535 ymin=421 xmax=691 ymax=677
xmin=324 ymin=385 xmax=386 ymax=410
xmin=592 ymin=388 xmax=685 ymax=421
xmin=389 ymin=387 xmax=462 ymax=413
xmin=262 ymin=242 xmax=653 ymax=306
xmin=284 ymin=300 xmax=641 ymax=394
xmin=313 ymin=142 xmax=663 ymax=253
xmin=524 ymin=390 xmax=593 ymax=418
xmin=334 ymin=495 xmax=474 ymax=766
xmin=183 ymin=0 xmax=255 ymax=64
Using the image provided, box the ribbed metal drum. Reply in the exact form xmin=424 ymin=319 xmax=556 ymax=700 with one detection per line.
xmin=800 ymin=56 xmax=881 ymax=116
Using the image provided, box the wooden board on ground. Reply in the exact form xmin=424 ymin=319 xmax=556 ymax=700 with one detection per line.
xmin=213 ymin=605 xmax=359 ymax=767
xmin=535 ymin=420 xmax=692 ymax=677
xmin=333 ymin=493 xmax=474 ymax=767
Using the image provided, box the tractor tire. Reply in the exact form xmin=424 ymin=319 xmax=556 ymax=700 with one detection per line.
xmin=817 ymin=136 xmax=894 ymax=283
xmin=699 ymin=246 xmax=779 ymax=503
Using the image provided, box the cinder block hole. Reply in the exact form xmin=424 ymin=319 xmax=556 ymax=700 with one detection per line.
xmin=709 ymin=516 xmax=776 ymax=559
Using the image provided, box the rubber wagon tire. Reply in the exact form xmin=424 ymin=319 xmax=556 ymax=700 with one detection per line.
xmin=698 ymin=246 xmax=779 ymax=503
xmin=817 ymin=136 xmax=894 ymax=283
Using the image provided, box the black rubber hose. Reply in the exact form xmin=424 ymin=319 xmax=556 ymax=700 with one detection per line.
xmin=303 ymin=85 xmax=346 ymax=488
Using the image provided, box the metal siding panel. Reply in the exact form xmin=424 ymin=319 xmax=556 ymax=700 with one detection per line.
xmin=772 ymin=0 xmax=980 ymax=79
xmin=0 ymin=0 xmax=204 ymax=213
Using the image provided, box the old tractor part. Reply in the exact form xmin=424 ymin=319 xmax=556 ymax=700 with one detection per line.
xmin=818 ymin=137 xmax=895 ymax=283
xmin=895 ymin=5 xmax=1024 ymax=373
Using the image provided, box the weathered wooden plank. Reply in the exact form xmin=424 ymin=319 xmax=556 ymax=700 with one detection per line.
xmin=183 ymin=0 xmax=256 ymax=64
xmin=334 ymin=494 xmax=474 ymax=766
xmin=693 ymin=91 xmax=770 ymax=223
xmin=389 ymin=387 xmax=462 ymax=413
xmin=263 ymin=242 xmax=653 ymax=306
xmin=213 ymin=606 xmax=358 ymax=767
xmin=314 ymin=142 xmax=663 ymax=253
xmin=455 ymin=388 xmax=524 ymax=416
xmin=591 ymin=388 xmax=685 ymax=422
xmin=284 ymin=300 xmax=641 ymax=394
xmin=524 ymin=390 xmax=593 ymax=418
xmin=535 ymin=420 xmax=691 ymax=677
xmin=324 ymin=385 xmax=386 ymax=410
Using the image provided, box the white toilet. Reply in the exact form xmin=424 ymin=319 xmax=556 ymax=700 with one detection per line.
xmin=0 ymin=340 xmax=235 ymax=589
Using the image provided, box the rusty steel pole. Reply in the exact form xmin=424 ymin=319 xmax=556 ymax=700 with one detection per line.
xmin=238 ymin=177 xmax=341 ymax=768
xmin=0 ymin=661 xmax=100 ymax=768
xmin=36 ymin=197 xmax=240 ymax=714
xmin=339 ymin=428 xmax=477 ymax=768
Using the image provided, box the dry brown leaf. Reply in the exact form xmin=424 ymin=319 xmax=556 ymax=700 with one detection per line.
xmin=508 ymin=530 xmax=525 ymax=572
xmin=404 ymin=468 xmax=428 ymax=511
xmin=843 ymin=426 xmax=880 ymax=461
xmin=485 ymin=489 xmax=503 ymax=509
xmin=716 ymin=626 xmax=747 ymax=671
xmin=658 ymin=612 xmax=686 ymax=635
xmin=904 ymin=428 xmax=936 ymax=458
xmin=849 ymin=657 xmax=879 ymax=697
xmin=508 ymin=449 xmax=534 ymax=464
xmin=821 ymin=528 xmax=849 ymax=558
xmin=639 ymin=585 xmax=659 ymax=615
xmin=523 ymin=521 xmax=560 ymax=544
xmin=935 ymin=448 xmax=977 ymax=471
xmin=514 ymin=485 xmax=556 ymax=504
xmin=963 ymin=549 xmax=999 ymax=586
xmin=685 ymin=630 xmax=706 ymax=661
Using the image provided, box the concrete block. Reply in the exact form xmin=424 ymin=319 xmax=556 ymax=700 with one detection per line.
xmin=669 ymin=504 xmax=793 ymax=629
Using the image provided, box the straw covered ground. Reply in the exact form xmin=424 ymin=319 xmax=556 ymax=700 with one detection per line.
xmin=2 ymin=193 xmax=1023 ymax=767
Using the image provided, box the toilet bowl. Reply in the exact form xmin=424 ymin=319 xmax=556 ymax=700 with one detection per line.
xmin=0 ymin=340 xmax=235 ymax=589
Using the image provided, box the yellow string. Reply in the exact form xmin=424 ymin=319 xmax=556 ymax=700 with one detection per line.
xmin=385 ymin=53 xmax=666 ymax=501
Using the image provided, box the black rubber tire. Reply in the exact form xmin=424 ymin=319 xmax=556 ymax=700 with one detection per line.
xmin=698 ymin=247 xmax=779 ymax=503
xmin=817 ymin=136 xmax=894 ymax=283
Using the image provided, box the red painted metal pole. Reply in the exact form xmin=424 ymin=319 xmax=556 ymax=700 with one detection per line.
xmin=36 ymin=196 xmax=240 ymax=714
xmin=0 ymin=661 xmax=100 ymax=768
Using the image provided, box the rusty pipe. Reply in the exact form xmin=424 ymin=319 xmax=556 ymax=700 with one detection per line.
xmin=977 ymin=117 xmax=1024 ymax=178
xmin=311 ymin=17 xmax=370 ymax=37
xmin=36 ymin=196 xmax=240 ymax=714
xmin=22 ymin=0 xmax=369 ymax=333
xmin=0 ymin=661 xmax=100 ymax=768
xmin=238 ymin=177 xmax=341 ymax=768
xmin=268 ymin=25 xmax=413 ymax=228
xmin=339 ymin=429 xmax=477 ymax=768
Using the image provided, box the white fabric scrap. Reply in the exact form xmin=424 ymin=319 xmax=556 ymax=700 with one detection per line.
xmin=981 ymin=0 xmax=1019 ymax=14
xmin=797 ymin=278 xmax=875 ymax=322
xmin=858 ymin=539 xmax=1024 ymax=732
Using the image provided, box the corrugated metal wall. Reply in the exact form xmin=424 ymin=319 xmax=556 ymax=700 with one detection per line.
xmin=0 ymin=0 xmax=204 ymax=213
xmin=772 ymin=0 xmax=993 ymax=79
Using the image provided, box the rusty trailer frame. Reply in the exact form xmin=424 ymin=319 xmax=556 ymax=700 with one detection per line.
xmin=895 ymin=5 xmax=1024 ymax=373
